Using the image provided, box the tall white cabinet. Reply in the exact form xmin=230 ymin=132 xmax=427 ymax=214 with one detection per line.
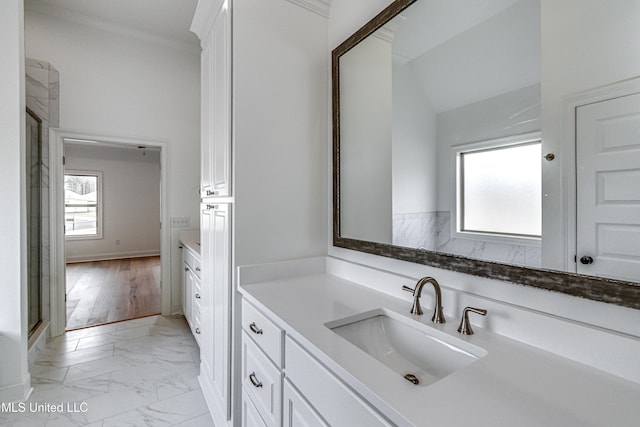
xmin=191 ymin=0 xmax=328 ymax=425
xmin=192 ymin=1 xmax=233 ymax=426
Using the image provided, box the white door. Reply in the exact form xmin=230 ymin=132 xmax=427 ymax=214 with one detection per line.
xmin=199 ymin=202 xmax=232 ymax=422
xmin=576 ymin=92 xmax=640 ymax=281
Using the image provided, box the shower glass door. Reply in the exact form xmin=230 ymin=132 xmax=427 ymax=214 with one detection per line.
xmin=26 ymin=108 xmax=43 ymax=336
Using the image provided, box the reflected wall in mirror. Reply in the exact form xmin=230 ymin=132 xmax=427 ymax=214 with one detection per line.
xmin=339 ymin=0 xmax=542 ymax=267
xmin=333 ymin=0 xmax=640 ymax=309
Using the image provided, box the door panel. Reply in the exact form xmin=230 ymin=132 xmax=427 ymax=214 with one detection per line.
xmin=576 ymin=92 xmax=640 ymax=281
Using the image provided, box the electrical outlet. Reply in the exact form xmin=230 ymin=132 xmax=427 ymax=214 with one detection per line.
xmin=171 ymin=217 xmax=191 ymax=228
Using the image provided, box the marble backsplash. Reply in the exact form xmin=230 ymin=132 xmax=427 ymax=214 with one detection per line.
xmin=393 ymin=211 xmax=541 ymax=268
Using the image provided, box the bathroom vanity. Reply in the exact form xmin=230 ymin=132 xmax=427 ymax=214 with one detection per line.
xmin=180 ymin=238 xmax=202 ymax=345
xmin=238 ymin=258 xmax=640 ymax=426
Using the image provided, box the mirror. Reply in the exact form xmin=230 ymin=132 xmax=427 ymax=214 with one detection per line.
xmin=332 ymin=0 xmax=640 ymax=309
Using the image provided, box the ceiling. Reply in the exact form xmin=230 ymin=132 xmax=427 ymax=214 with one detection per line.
xmin=391 ymin=0 xmax=540 ymax=113
xmin=25 ymin=0 xmax=199 ymax=51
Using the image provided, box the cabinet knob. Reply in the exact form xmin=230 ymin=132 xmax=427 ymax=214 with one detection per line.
xmin=249 ymin=372 xmax=263 ymax=388
xmin=195 ymin=293 xmax=201 ymax=299
xmin=249 ymin=322 xmax=263 ymax=335
xmin=185 ymin=267 xmax=189 ymax=272
xmin=195 ymin=267 xmax=201 ymax=272
xmin=195 ymin=328 xmax=201 ymax=334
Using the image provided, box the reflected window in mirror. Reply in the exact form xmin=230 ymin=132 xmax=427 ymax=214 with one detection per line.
xmin=455 ymin=134 xmax=541 ymax=239
xmin=332 ymin=0 xmax=640 ymax=309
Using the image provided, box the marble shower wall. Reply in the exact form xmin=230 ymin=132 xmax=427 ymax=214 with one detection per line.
xmin=393 ymin=211 xmax=541 ymax=268
xmin=26 ymin=58 xmax=59 ymax=327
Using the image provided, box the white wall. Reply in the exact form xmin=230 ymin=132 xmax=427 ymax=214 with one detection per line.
xmin=339 ymin=33 xmax=393 ymax=244
xmin=436 ymin=84 xmax=541 ymax=212
xmin=328 ymin=0 xmax=640 ymax=353
xmin=391 ymin=58 xmax=437 ymax=216
xmin=0 ymin=0 xmax=30 ymax=402
xmin=233 ymin=0 xmax=328 ymax=266
xmin=64 ymin=143 xmax=161 ymax=262
xmin=25 ymin=10 xmax=200 ymax=313
xmin=541 ymin=0 xmax=640 ymax=271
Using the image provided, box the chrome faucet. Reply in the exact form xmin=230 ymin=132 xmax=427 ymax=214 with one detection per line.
xmin=402 ymin=277 xmax=446 ymax=323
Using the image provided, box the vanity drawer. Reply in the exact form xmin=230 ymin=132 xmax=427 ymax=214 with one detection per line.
xmin=184 ymin=248 xmax=196 ymax=270
xmin=193 ymin=279 xmax=202 ymax=313
xmin=193 ymin=256 xmax=202 ymax=278
xmin=285 ymin=336 xmax=392 ymax=427
xmin=242 ymin=300 xmax=283 ymax=367
xmin=242 ymin=332 xmax=282 ymax=427
xmin=191 ymin=305 xmax=202 ymax=347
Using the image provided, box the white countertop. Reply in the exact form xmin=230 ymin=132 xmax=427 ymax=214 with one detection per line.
xmin=239 ymin=273 xmax=640 ymax=426
xmin=180 ymin=239 xmax=201 ymax=257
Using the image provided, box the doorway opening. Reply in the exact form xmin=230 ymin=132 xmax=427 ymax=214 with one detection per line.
xmin=63 ymin=141 xmax=162 ymax=330
xmin=50 ymin=130 xmax=171 ymax=336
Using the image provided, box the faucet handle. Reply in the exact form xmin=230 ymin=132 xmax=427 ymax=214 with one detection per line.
xmin=401 ymin=285 xmax=423 ymax=315
xmin=457 ymin=307 xmax=487 ymax=335
xmin=402 ymin=285 xmax=416 ymax=294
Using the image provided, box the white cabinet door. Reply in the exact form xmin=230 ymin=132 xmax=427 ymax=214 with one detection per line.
xmin=242 ymin=390 xmax=268 ymax=427
xmin=200 ymin=202 xmax=232 ymax=422
xmin=201 ymin=0 xmax=231 ymax=198
xmin=283 ymin=379 xmax=328 ymax=427
xmin=285 ymin=336 xmax=392 ymax=427
xmin=200 ymin=35 xmax=213 ymax=195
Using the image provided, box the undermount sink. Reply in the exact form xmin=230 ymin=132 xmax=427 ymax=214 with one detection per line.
xmin=326 ymin=309 xmax=487 ymax=387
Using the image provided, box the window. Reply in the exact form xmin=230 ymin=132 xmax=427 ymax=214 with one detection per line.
xmin=64 ymin=171 xmax=102 ymax=239
xmin=454 ymin=134 xmax=541 ymax=241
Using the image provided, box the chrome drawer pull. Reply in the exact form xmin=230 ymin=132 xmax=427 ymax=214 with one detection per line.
xmin=249 ymin=322 xmax=263 ymax=335
xmin=249 ymin=372 xmax=262 ymax=388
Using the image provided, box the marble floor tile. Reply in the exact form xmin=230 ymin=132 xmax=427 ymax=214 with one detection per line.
xmin=34 ymin=343 xmax=115 ymax=368
xmin=16 ymin=315 xmax=211 ymax=426
xmin=102 ymin=390 xmax=210 ymax=426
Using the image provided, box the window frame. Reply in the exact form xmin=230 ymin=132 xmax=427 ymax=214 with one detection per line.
xmin=64 ymin=170 xmax=103 ymax=241
xmin=451 ymin=132 xmax=542 ymax=246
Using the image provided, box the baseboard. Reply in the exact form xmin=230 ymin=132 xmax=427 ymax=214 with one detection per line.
xmin=0 ymin=374 xmax=32 ymax=403
xmin=198 ymin=372 xmax=229 ymax=427
xmin=65 ymin=250 xmax=160 ymax=264
xmin=28 ymin=321 xmax=50 ymax=366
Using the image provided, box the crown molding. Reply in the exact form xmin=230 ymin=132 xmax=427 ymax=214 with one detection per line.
xmin=190 ymin=0 xmax=225 ymax=43
xmin=285 ymin=0 xmax=331 ymax=19
xmin=25 ymin=2 xmax=200 ymax=55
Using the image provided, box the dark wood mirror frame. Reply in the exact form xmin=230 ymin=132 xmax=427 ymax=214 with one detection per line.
xmin=331 ymin=0 xmax=640 ymax=310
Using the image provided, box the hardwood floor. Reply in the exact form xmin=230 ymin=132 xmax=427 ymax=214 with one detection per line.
xmin=66 ymin=257 xmax=161 ymax=330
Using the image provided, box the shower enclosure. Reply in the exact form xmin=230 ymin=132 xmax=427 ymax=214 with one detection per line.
xmin=26 ymin=107 xmax=43 ymax=336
